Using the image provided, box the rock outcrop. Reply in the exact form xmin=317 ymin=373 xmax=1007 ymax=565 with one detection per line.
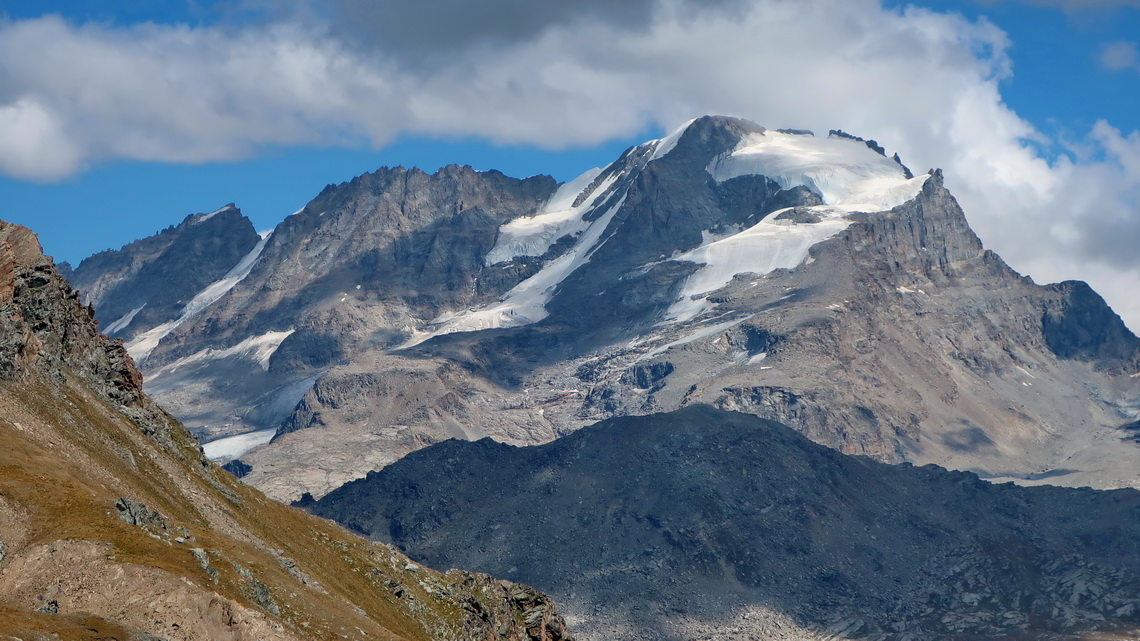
xmin=305 ymin=405 xmax=1140 ymax=641
xmin=0 ymin=218 xmax=574 ymax=641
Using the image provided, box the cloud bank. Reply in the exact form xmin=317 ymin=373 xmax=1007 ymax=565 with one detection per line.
xmin=0 ymin=0 xmax=1138 ymax=329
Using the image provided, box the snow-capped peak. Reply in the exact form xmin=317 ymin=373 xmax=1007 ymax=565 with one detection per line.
xmin=125 ymin=230 xmax=273 ymax=362
xmin=666 ymin=127 xmax=932 ymax=323
xmin=649 ymin=118 xmax=698 ymax=161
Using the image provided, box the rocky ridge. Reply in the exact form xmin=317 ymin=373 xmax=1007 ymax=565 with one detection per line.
xmin=63 ymin=204 xmax=261 ymax=342
xmin=0 ymin=218 xmax=573 ymax=640
xmin=304 ymin=405 xmax=1140 ymax=641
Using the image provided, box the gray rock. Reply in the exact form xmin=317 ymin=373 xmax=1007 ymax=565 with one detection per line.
xmin=114 ymin=497 xmax=167 ymax=531
xmin=233 ymin=562 xmax=280 ymax=615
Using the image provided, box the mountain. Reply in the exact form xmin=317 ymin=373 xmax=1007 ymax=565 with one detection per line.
xmin=302 ymin=405 xmax=1140 ymax=641
xmin=67 ymin=116 xmax=1140 ymax=501
xmin=62 ymin=204 xmax=263 ymax=341
xmin=0 ymin=219 xmax=573 ymax=640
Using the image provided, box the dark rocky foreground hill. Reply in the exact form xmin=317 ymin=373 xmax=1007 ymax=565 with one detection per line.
xmin=0 ymin=218 xmax=572 ymax=640
xmin=304 ymin=405 xmax=1140 ymax=641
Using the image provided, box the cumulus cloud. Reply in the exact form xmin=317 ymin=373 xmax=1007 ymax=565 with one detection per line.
xmin=0 ymin=0 xmax=1137 ymax=329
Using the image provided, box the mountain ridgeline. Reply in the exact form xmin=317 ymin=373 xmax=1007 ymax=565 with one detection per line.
xmin=67 ymin=115 xmax=1140 ymax=502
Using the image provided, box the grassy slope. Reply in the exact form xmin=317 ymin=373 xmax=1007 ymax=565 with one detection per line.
xmin=0 ymin=368 xmax=556 ymax=641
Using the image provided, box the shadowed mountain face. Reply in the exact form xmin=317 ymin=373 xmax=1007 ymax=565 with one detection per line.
xmin=66 ymin=116 xmax=1140 ymax=501
xmin=303 ymin=405 xmax=1140 ymax=641
xmin=62 ymin=204 xmax=262 ymax=340
xmin=0 ymin=219 xmax=573 ymax=641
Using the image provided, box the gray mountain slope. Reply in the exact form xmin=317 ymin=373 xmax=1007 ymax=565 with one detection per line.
xmin=62 ymin=204 xmax=261 ymax=339
xmin=302 ymin=405 xmax=1140 ymax=641
xmin=246 ymin=121 xmax=1140 ymax=500
xmin=65 ymin=116 xmax=1140 ymax=500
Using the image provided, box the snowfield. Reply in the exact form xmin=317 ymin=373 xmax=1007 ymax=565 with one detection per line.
xmin=485 ymin=167 xmax=609 ymax=265
xmin=664 ymin=130 xmax=931 ymax=322
xmin=147 ymin=328 xmax=296 ymax=382
xmin=665 ymin=206 xmax=857 ymax=322
xmin=707 ymin=130 xmax=928 ymax=210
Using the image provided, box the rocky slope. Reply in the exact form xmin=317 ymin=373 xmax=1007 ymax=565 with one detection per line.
xmin=303 ymin=405 xmax=1140 ymax=641
xmin=61 ymin=204 xmax=262 ymax=341
xmin=67 ymin=116 xmax=1140 ymax=501
xmin=0 ymin=219 xmax=572 ymax=640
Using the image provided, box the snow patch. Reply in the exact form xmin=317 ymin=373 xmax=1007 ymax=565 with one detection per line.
xmin=642 ymin=316 xmax=752 ymax=360
xmin=485 ymin=167 xmax=610 ymax=265
xmin=404 ymin=195 xmax=629 ymax=348
xmin=104 ymin=305 xmax=145 ymax=335
xmin=148 ymin=329 xmax=295 ymax=383
xmin=665 ymin=206 xmax=854 ymax=323
xmin=749 ymin=352 xmax=768 ymax=364
xmin=194 ymin=204 xmax=235 ymax=224
xmin=1015 ymin=365 xmax=1038 ymax=380
xmin=202 ymin=428 xmax=276 ymax=461
xmin=125 ymin=232 xmax=273 ymax=362
xmin=708 ymin=130 xmax=928 ymax=211
xmin=649 ymin=119 xmax=697 ymax=161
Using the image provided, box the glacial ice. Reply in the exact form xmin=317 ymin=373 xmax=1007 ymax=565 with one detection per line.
xmin=707 ymin=130 xmax=927 ymax=210
xmin=104 ymin=304 xmax=145 ymax=335
xmin=403 ymin=195 xmax=628 ymax=347
xmin=663 ymin=131 xmax=931 ymax=323
xmin=484 ymin=167 xmax=608 ymax=265
xmin=202 ymin=428 xmax=277 ymax=461
xmin=665 ymin=206 xmax=856 ymax=323
xmin=147 ymin=328 xmax=296 ymax=383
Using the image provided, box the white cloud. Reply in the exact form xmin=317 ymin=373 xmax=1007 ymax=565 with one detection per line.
xmin=0 ymin=96 xmax=82 ymax=179
xmin=0 ymin=1 xmax=1137 ymax=330
xmin=1102 ymin=40 xmax=1140 ymax=71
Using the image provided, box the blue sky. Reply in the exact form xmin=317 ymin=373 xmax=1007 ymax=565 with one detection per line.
xmin=1 ymin=0 xmax=1139 ymax=328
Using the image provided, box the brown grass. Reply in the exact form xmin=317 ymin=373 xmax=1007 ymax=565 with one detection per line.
xmin=0 ymin=373 xmax=483 ymax=641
